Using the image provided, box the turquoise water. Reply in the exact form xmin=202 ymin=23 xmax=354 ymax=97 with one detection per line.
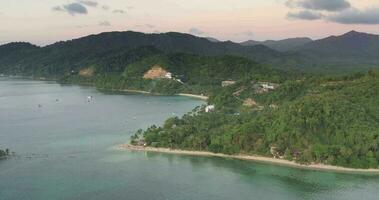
xmin=0 ymin=78 xmax=379 ymax=200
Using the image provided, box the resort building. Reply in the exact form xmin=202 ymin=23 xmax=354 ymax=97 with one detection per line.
xmin=222 ymin=80 xmax=236 ymax=87
xmin=205 ymin=105 xmax=215 ymax=113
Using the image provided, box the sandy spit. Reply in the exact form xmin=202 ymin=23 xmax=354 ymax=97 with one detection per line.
xmin=116 ymin=144 xmax=379 ymax=174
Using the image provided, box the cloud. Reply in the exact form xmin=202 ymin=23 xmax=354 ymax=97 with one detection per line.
xmin=285 ymin=6 xmax=379 ymax=25
xmin=326 ymin=7 xmax=379 ymax=24
xmin=52 ymin=3 xmax=88 ymax=16
xmin=287 ymin=10 xmax=323 ymax=20
xmin=77 ymin=0 xmax=98 ymax=7
xmin=113 ymin=9 xmax=126 ymax=14
xmin=188 ymin=28 xmax=205 ymax=35
xmin=99 ymin=21 xmax=111 ymax=26
xmin=52 ymin=6 xmax=64 ymax=12
xmin=64 ymin=3 xmax=87 ymax=15
xmin=102 ymin=5 xmax=110 ymax=10
xmin=285 ymin=0 xmax=350 ymax=11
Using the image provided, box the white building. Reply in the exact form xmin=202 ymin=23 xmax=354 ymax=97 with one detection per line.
xmin=261 ymin=83 xmax=275 ymax=90
xmin=205 ymin=105 xmax=215 ymax=113
xmin=165 ymin=72 xmax=173 ymax=79
xmin=259 ymin=82 xmax=279 ymax=90
xmin=222 ymin=80 xmax=236 ymax=87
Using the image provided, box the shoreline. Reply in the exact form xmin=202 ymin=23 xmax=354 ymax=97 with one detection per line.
xmin=106 ymin=88 xmax=209 ymax=100
xmin=117 ymin=144 xmax=379 ymax=174
xmin=177 ymin=93 xmax=209 ymax=100
xmin=1 ymin=75 xmax=209 ymax=101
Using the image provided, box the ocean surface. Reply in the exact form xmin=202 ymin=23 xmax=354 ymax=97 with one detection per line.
xmin=0 ymin=77 xmax=379 ymax=200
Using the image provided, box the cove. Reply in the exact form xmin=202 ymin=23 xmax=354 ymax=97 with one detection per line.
xmin=0 ymin=77 xmax=379 ymax=200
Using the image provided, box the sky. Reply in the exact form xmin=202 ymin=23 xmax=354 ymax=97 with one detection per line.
xmin=1 ymin=0 xmax=379 ymax=45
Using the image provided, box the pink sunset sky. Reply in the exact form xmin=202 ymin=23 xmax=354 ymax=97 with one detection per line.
xmin=1 ymin=0 xmax=379 ymax=45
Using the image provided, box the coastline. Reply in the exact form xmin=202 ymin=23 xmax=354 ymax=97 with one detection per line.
xmin=107 ymin=88 xmax=209 ymax=100
xmin=1 ymin=75 xmax=209 ymax=101
xmin=117 ymin=144 xmax=379 ymax=174
xmin=177 ymin=93 xmax=209 ymax=100
xmin=118 ymin=88 xmax=151 ymax=94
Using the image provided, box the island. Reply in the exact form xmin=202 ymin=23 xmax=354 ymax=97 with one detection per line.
xmin=0 ymin=149 xmax=10 ymax=159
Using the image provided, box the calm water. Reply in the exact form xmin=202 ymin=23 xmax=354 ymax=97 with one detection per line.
xmin=0 ymin=78 xmax=378 ymax=200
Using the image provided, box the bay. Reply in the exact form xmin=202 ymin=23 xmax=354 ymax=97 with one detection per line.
xmin=0 ymin=78 xmax=378 ymax=200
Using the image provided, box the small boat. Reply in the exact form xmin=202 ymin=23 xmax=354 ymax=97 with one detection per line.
xmin=87 ymin=96 xmax=93 ymax=102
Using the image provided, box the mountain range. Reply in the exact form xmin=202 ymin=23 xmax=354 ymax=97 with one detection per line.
xmin=0 ymin=30 xmax=378 ymax=75
xmin=240 ymin=37 xmax=313 ymax=52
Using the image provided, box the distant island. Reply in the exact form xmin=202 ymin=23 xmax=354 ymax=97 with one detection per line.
xmin=0 ymin=149 xmax=10 ymax=159
xmin=1 ymin=30 xmax=378 ymax=170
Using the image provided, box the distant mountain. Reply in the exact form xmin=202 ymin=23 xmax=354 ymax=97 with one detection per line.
xmin=205 ymin=37 xmax=220 ymax=43
xmin=296 ymin=31 xmax=379 ymax=58
xmin=1 ymin=30 xmax=379 ymax=75
xmin=0 ymin=42 xmax=40 ymax=72
xmin=241 ymin=38 xmax=313 ymax=52
xmin=240 ymin=40 xmax=261 ymax=46
xmin=289 ymin=31 xmax=379 ymax=71
xmin=0 ymin=42 xmax=39 ymax=59
xmin=0 ymin=31 xmax=282 ymax=77
xmin=42 ymin=31 xmax=280 ymax=62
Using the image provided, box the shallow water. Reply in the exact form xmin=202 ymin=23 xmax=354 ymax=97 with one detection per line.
xmin=0 ymin=78 xmax=378 ymax=200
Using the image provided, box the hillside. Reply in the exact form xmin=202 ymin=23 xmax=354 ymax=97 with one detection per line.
xmin=60 ymin=49 xmax=288 ymax=95
xmin=296 ymin=31 xmax=379 ymax=58
xmin=0 ymin=42 xmax=40 ymax=73
xmin=1 ymin=30 xmax=379 ymax=77
xmin=242 ymin=31 xmax=379 ymax=72
xmin=241 ymin=37 xmax=312 ymax=52
xmin=136 ymin=70 xmax=379 ymax=169
xmin=288 ymin=31 xmax=379 ymax=72
xmin=0 ymin=31 xmax=282 ymax=76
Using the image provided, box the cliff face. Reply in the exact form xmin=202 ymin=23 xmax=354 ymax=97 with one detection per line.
xmin=143 ymin=65 xmax=169 ymax=79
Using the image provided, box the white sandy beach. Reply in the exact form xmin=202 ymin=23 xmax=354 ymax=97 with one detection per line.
xmin=118 ymin=89 xmax=209 ymax=100
xmin=177 ymin=93 xmax=209 ymax=100
xmin=117 ymin=144 xmax=379 ymax=174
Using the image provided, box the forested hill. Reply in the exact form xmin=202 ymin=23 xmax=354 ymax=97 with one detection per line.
xmin=46 ymin=31 xmax=280 ymax=61
xmin=1 ymin=30 xmax=379 ymax=75
xmin=0 ymin=33 xmax=292 ymax=96
xmin=240 ymin=37 xmax=313 ymax=52
xmin=59 ymin=48 xmax=289 ymax=95
xmin=283 ymin=31 xmax=379 ymax=72
xmin=0 ymin=31 xmax=280 ymax=76
xmin=296 ymin=31 xmax=379 ymax=59
xmin=137 ymin=70 xmax=379 ymax=169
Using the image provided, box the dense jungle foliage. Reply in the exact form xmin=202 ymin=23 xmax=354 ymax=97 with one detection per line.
xmin=135 ymin=70 xmax=379 ymax=169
